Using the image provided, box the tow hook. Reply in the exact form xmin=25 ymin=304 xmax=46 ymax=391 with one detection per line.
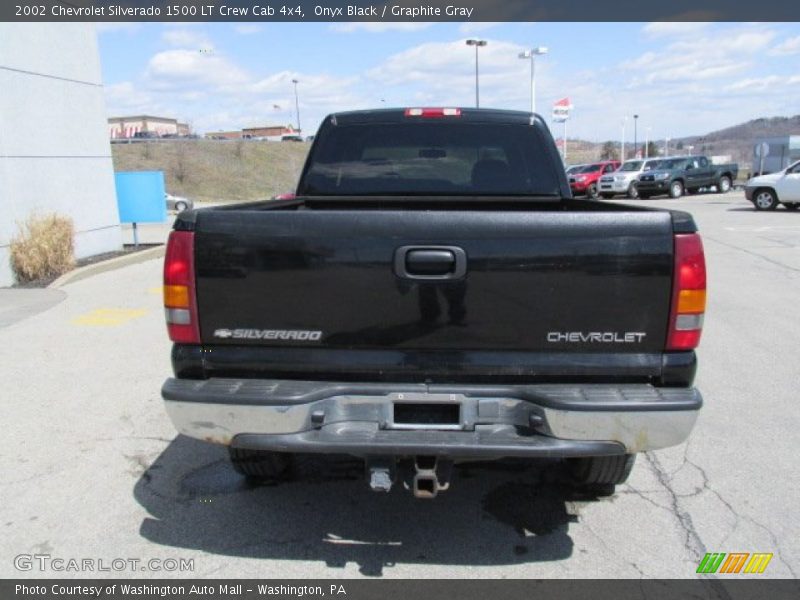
xmin=366 ymin=456 xmax=454 ymax=497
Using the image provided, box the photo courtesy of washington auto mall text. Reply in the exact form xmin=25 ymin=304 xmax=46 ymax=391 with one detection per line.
xmin=1 ymin=0 xmax=799 ymax=598
xmin=14 ymin=583 xmax=348 ymax=598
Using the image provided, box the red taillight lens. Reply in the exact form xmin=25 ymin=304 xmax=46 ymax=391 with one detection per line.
xmin=667 ymin=233 xmax=706 ymax=350
xmin=404 ymin=107 xmax=462 ymax=118
xmin=163 ymin=231 xmax=200 ymax=344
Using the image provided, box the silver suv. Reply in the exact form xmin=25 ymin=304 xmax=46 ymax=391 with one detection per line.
xmin=599 ymin=158 xmax=663 ymax=199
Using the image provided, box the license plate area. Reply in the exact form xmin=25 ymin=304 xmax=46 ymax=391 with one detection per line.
xmin=389 ymin=393 xmax=464 ymax=430
xmin=394 ymin=403 xmax=460 ymax=425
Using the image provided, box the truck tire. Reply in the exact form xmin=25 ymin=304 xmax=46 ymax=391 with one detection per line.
xmin=228 ymin=447 xmax=291 ymax=480
xmin=569 ymin=454 xmax=636 ymax=489
xmin=626 ymin=183 xmax=639 ymax=199
xmin=753 ymin=189 xmax=779 ymax=211
xmin=586 ymin=183 xmax=599 ymax=199
xmin=175 ymin=201 xmax=188 ymax=212
xmin=716 ymin=175 xmax=732 ymax=194
xmin=669 ymin=180 xmax=684 ymax=199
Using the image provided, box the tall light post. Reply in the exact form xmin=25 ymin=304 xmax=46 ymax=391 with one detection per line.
xmin=621 ymin=116 xmax=628 ymax=161
xmin=466 ymin=39 xmax=487 ymax=108
xmin=291 ymin=78 xmax=301 ymax=133
xmin=518 ymin=46 xmax=548 ymax=114
xmin=633 ymin=114 xmax=639 ymax=159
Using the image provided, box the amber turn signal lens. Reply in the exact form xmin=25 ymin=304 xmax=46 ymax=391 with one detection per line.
xmin=163 ymin=284 xmax=190 ymax=308
xmin=677 ymin=289 xmax=706 ymax=314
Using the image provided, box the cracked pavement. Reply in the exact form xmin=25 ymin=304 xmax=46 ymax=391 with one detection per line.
xmin=0 ymin=192 xmax=798 ymax=578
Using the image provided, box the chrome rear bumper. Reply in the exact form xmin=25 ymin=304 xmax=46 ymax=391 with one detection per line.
xmin=162 ymin=378 xmax=701 ymax=455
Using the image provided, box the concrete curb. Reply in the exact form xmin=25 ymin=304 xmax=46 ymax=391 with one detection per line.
xmin=49 ymin=245 xmax=165 ymax=289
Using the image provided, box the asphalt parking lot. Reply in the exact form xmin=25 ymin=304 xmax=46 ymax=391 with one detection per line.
xmin=1 ymin=191 xmax=798 ymax=579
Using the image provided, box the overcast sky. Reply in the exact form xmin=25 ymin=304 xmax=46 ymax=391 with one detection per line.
xmin=97 ymin=21 xmax=800 ymax=141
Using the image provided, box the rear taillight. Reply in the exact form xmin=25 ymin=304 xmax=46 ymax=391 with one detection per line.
xmin=404 ymin=107 xmax=462 ymax=118
xmin=163 ymin=231 xmax=200 ymax=344
xmin=667 ymin=233 xmax=706 ymax=350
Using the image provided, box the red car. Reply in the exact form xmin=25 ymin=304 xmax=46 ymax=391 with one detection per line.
xmin=568 ymin=161 xmax=620 ymax=199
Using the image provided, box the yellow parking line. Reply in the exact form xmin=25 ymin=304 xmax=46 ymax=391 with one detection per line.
xmin=148 ymin=286 xmax=163 ymax=296
xmin=72 ymin=308 xmax=148 ymax=327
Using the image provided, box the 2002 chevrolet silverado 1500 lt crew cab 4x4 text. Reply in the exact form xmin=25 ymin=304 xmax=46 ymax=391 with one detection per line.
xmin=161 ymin=108 xmax=706 ymax=498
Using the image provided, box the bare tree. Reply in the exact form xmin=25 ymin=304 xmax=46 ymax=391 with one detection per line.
xmin=233 ymin=139 xmax=245 ymax=160
xmin=172 ymin=142 xmax=188 ymax=185
xmin=600 ymin=141 xmax=619 ymax=161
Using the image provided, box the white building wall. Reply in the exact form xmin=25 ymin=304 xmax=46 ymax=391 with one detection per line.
xmin=0 ymin=23 xmax=121 ymax=287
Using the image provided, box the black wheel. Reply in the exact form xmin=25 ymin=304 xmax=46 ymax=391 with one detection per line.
xmin=626 ymin=183 xmax=639 ymax=199
xmin=669 ymin=180 xmax=684 ymax=199
xmin=228 ymin=447 xmax=291 ymax=480
xmin=717 ymin=175 xmax=732 ymax=194
xmin=784 ymin=203 xmax=800 ymax=211
xmin=586 ymin=183 xmax=599 ymax=199
xmin=753 ymin=189 xmax=779 ymax=211
xmin=569 ymin=454 xmax=636 ymax=487
xmin=175 ymin=201 xmax=188 ymax=212
xmin=600 ymin=193 xmax=615 ymax=199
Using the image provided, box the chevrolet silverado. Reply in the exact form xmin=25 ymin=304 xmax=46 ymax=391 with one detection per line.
xmin=161 ymin=108 xmax=706 ymax=498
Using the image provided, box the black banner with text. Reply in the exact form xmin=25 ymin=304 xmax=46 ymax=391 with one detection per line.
xmin=2 ymin=0 xmax=799 ymax=22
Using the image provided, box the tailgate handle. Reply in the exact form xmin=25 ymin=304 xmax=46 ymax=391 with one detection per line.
xmin=394 ymin=246 xmax=467 ymax=280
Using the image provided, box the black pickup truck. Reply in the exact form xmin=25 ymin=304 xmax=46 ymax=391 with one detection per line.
xmin=637 ymin=155 xmax=738 ymax=199
xmin=161 ymin=108 xmax=706 ymax=498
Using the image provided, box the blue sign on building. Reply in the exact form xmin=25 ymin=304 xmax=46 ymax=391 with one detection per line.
xmin=114 ymin=171 xmax=166 ymax=224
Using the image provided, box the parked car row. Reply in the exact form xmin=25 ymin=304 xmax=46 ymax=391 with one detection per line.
xmin=111 ymin=133 xmax=200 ymax=143
xmin=566 ymin=155 xmax=739 ymax=200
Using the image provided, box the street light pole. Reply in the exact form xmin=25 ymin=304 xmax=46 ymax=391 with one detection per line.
xmin=518 ymin=46 xmax=548 ymax=114
xmin=633 ymin=114 xmax=639 ymax=159
xmin=621 ymin=116 xmax=627 ymax=162
xmin=466 ymin=39 xmax=487 ymax=108
xmin=291 ymin=78 xmax=301 ymax=133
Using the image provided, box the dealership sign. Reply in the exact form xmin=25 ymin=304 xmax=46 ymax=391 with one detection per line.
xmin=552 ymin=97 xmax=573 ymax=122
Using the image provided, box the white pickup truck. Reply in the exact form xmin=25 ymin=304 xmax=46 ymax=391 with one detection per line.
xmin=598 ymin=158 xmax=663 ymax=199
xmin=745 ymin=160 xmax=800 ymax=211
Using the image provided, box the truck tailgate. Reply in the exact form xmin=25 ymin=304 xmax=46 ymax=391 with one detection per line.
xmin=194 ymin=208 xmax=673 ymax=362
